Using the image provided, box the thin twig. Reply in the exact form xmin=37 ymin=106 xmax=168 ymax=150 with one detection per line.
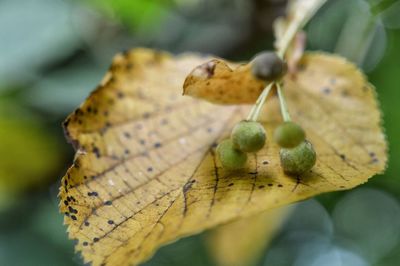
xmin=247 ymin=0 xmax=326 ymax=122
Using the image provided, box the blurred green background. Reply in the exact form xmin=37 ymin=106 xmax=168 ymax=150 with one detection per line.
xmin=0 ymin=0 xmax=399 ymax=265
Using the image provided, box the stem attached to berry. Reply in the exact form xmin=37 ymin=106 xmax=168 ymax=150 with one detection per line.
xmin=247 ymin=82 xmax=274 ymax=121
xmin=277 ymin=82 xmax=291 ymax=122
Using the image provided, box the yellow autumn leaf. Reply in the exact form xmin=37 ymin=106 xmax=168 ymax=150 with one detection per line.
xmin=59 ymin=48 xmax=386 ymax=266
xmin=206 ymin=207 xmax=292 ymax=266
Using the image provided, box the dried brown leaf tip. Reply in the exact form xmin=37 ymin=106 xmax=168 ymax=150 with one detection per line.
xmin=183 ymin=59 xmax=266 ymax=104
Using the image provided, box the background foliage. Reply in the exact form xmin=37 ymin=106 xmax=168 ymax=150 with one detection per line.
xmin=0 ymin=0 xmax=399 ymax=265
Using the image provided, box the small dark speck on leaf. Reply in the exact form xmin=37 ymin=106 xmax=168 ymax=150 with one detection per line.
xmin=68 ymin=206 xmax=78 ymax=214
xmin=88 ymin=191 xmax=98 ymax=197
xmin=322 ymin=87 xmax=331 ymax=95
xmin=154 ymin=142 xmax=162 ymax=148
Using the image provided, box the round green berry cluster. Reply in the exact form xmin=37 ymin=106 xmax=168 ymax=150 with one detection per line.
xmin=216 ymin=51 xmax=316 ymax=175
xmin=274 ymin=122 xmax=316 ymax=175
xmin=217 ymin=120 xmax=266 ymax=170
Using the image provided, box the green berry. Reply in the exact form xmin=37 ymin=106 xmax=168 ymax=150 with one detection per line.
xmin=216 ymin=139 xmax=247 ymax=170
xmin=274 ymin=122 xmax=305 ymax=148
xmin=280 ymin=140 xmax=316 ymax=175
xmin=251 ymin=51 xmax=287 ymax=82
xmin=231 ymin=120 xmax=266 ymax=153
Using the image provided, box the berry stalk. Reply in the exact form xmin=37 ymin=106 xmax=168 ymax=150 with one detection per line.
xmin=276 ymin=82 xmax=291 ymax=122
xmin=247 ymin=82 xmax=274 ymax=121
